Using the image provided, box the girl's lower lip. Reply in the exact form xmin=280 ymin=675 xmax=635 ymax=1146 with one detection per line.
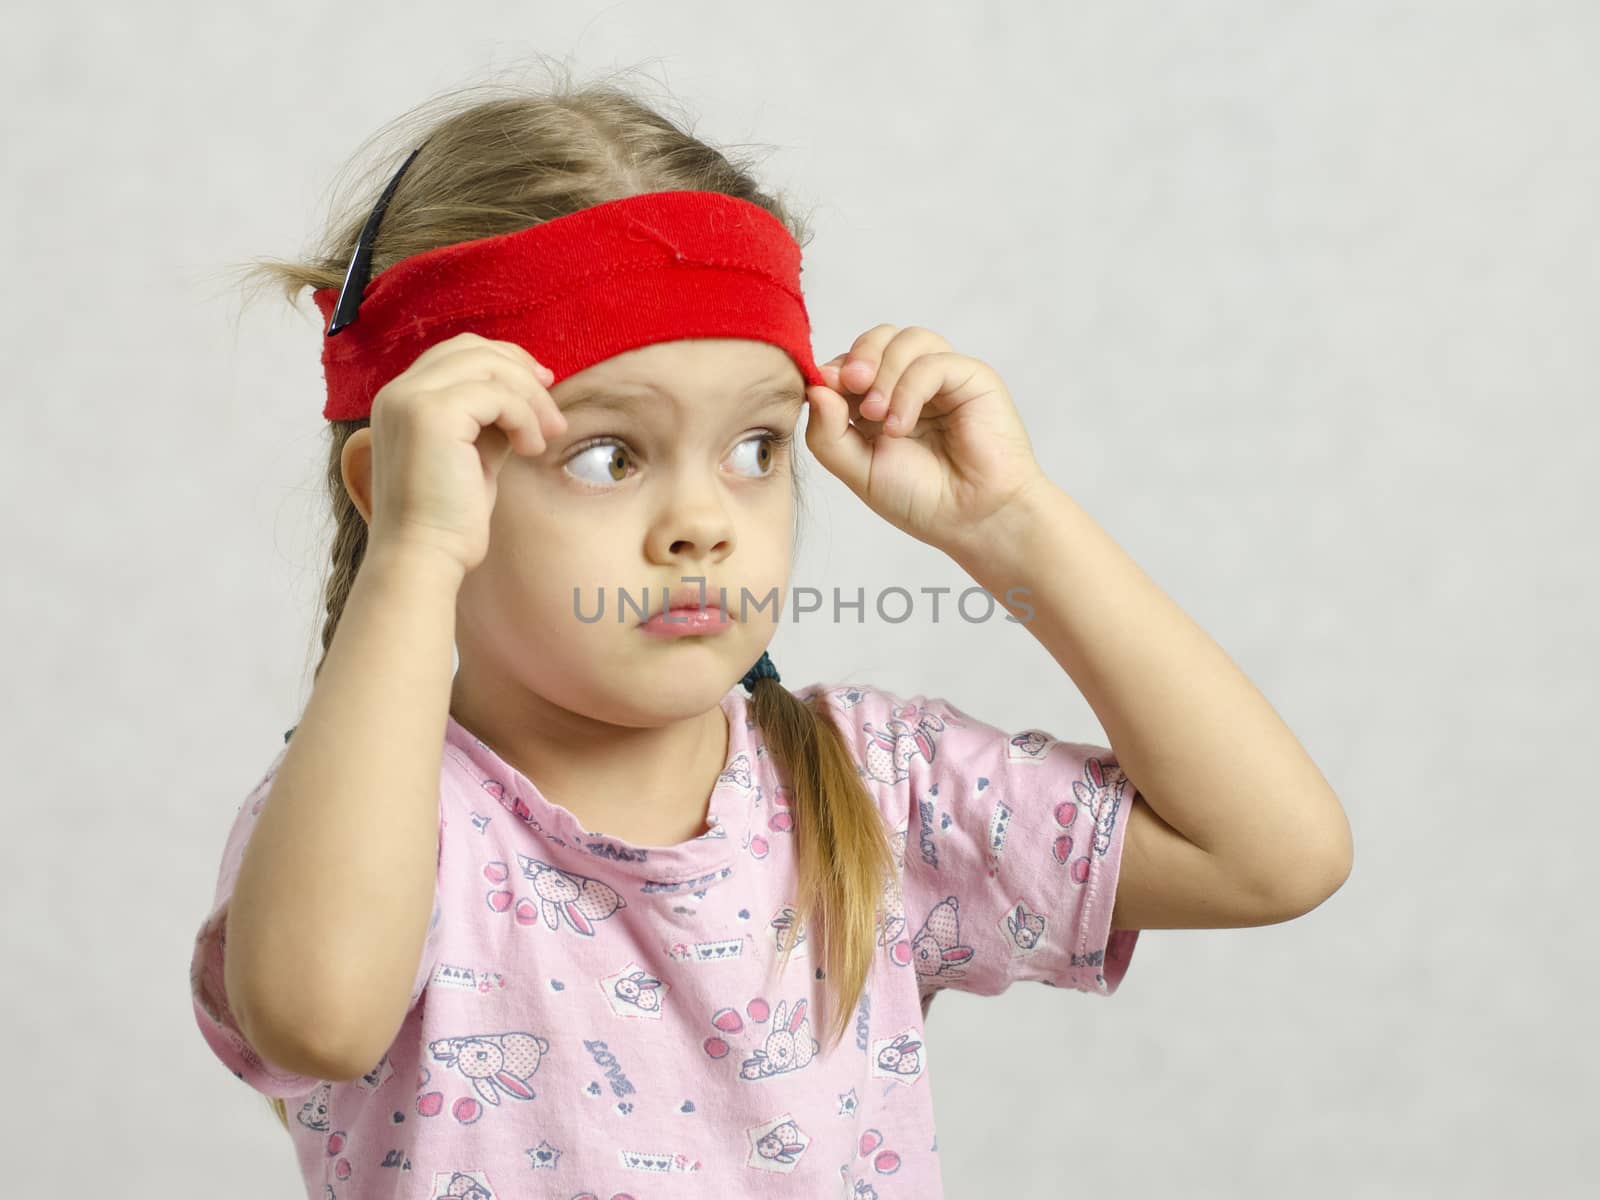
xmin=640 ymin=607 xmax=734 ymax=636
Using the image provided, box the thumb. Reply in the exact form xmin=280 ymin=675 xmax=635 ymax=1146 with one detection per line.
xmin=804 ymin=384 xmax=873 ymax=497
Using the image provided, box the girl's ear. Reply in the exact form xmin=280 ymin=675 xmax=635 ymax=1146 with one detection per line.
xmin=340 ymin=428 xmax=375 ymax=526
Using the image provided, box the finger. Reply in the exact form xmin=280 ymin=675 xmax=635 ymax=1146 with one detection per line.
xmin=491 ymin=337 xmax=560 ymax=386
xmin=838 ymin=324 xmax=903 ymax=395
xmin=427 ymin=331 xmax=552 ymax=384
xmin=884 ymin=351 xmax=983 ymax=434
xmin=506 ymin=383 xmax=551 ymax=457
xmin=821 ymin=360 xmax=874 ymax=418
xmin=879 ymin=354 xmax=939 ymax=436
xmin=478 ymin=342 xmax=568 ymax=437
xmin=841 ymin=389 xmax=887 ymax=440
xmin=430 ymin=379 xmax=548 ymax=458
xmin=415 ymin=339 xmax=549 ymax=396
xmin=820 ymin=361 xmax=888 ymax=438
xmin=846 ymin=326 xmax=949 ymax=427
xmin=803 ymin=383 xmax=874 ymax=496
xmin=415 ymin=345 xmax=567 ymax=441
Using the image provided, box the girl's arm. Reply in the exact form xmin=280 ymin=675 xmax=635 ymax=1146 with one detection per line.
xmin=225 ymin=541 xmax=463 ymax=1077
xmin=806 ymin=326 xmax=1350 ymax=931
xmin=951 ymin=478 xmax=1354 ymax=931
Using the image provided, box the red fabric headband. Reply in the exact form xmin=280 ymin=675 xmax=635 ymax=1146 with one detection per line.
xmin=309 ymin=189 xmax=825 ymax=421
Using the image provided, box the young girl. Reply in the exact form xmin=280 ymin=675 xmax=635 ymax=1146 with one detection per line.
xmin=191 ymin=70 xmax=1352 ymax=1199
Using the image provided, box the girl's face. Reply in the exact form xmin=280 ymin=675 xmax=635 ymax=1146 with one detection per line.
xmin=453 ymin=337 xmax=806 ymax=727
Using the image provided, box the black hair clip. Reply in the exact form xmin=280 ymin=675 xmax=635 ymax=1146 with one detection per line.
xmin=325 ymin=145 xmax=424 ymax=336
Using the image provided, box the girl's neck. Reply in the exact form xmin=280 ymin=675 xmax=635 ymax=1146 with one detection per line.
xmin=448 ymin=674 xmax=732 ymax=847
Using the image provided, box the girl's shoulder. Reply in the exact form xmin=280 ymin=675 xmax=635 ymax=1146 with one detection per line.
xmin=798 ymin=677 xmax=975 ymax=736
xmin=799 ymin=677 xmax=1102 ymax=785
xmin=797 ymin=678 xmax=990 ymax=784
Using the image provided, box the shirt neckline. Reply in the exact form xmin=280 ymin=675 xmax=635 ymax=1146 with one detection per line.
xmin=442 ymin=684 xmax=757 ymax=880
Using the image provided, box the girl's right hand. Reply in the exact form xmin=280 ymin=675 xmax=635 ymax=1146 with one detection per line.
xmin=365 ymin=331 xmax=567 ymax=575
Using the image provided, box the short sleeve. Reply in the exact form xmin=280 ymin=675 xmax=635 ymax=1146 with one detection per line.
xmin=189 ymin=737 xmax=446 ymax=1098
xmin=812 ymin=682 xmax=1140 ymax=1005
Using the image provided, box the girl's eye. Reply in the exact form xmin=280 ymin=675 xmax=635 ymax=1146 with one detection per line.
xmin=562 ymin=432 xmax=790 ymax=488
xmin=729 ymin=431 xmax=789 ymax=478
xmin=565 ymin=441 xmax=633 ymax=487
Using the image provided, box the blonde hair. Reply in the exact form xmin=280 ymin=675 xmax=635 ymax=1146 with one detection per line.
xmin=225 ymin=59 xmax=897 ymax=1132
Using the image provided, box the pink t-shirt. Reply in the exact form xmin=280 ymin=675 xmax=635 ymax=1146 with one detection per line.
xmin=191 ymin=680 xmax=1140 ymax=1198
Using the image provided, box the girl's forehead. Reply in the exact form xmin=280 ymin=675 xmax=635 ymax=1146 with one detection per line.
xmin=556 ymin=388 xmax=803 ymax=424
xmin=556 ymin=339 xmax=801 ymax=392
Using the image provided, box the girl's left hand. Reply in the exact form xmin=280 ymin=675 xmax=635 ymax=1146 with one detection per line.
xmin=803 ymin=324 xmax=1049 ymax=558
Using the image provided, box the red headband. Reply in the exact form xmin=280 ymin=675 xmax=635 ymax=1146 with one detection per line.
xmin=309 ymin=188 xmax=825 ymax=421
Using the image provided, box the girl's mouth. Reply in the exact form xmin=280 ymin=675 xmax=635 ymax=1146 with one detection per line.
xmin=639 ymin=605 xmax=734 ymax=637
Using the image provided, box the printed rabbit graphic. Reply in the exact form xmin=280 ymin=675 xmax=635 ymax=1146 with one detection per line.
xmin=295 ymin=1083 xmax=332 ymax=1132
xmin=739 ymin=998 xmax=819 ymax=1080
xmin=769 ymin=904 xmax=808 ymax=953
xmin=910 ymin=895 xmax=975 ymax=986
xmin=876 ymin=827 xmax=908 ymax=949
xmin=719 ymin=751 xmax=754 ymax=789
xmin=1009 ymin=730 xmax=1050 ymax=757
xmin=520 ymin=856 xmax=626 ymax=935
xmin=436 ymin=1174 xmax=491 ymax=1199
xmin=613 ymin=969 xmax=663 ymax=1011
xmin=428 ymin=1031 xmax=549 ymax=1105
xmin=756 ymin=1119 xmax=808 ymax=1164
xmin=1006 ymin=901 xmax=1046 ymax=950
xmin=861 ymin=705 xmax=947 ymax=785
xmin=875 ymin=1033 xmax=923 ymax=1077
xmin=1078 ymin=758 xmax=1126 ymax=856
xmin=1051 ymin=757 xmax=1128 ymax=869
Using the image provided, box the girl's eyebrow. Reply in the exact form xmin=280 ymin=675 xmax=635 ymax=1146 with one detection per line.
xmin=558 ymin=382 xmax=804 ymax=417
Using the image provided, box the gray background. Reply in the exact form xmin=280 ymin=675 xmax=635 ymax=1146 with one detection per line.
xmin=4 ymin=1 xmax=1593 ymax=1195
